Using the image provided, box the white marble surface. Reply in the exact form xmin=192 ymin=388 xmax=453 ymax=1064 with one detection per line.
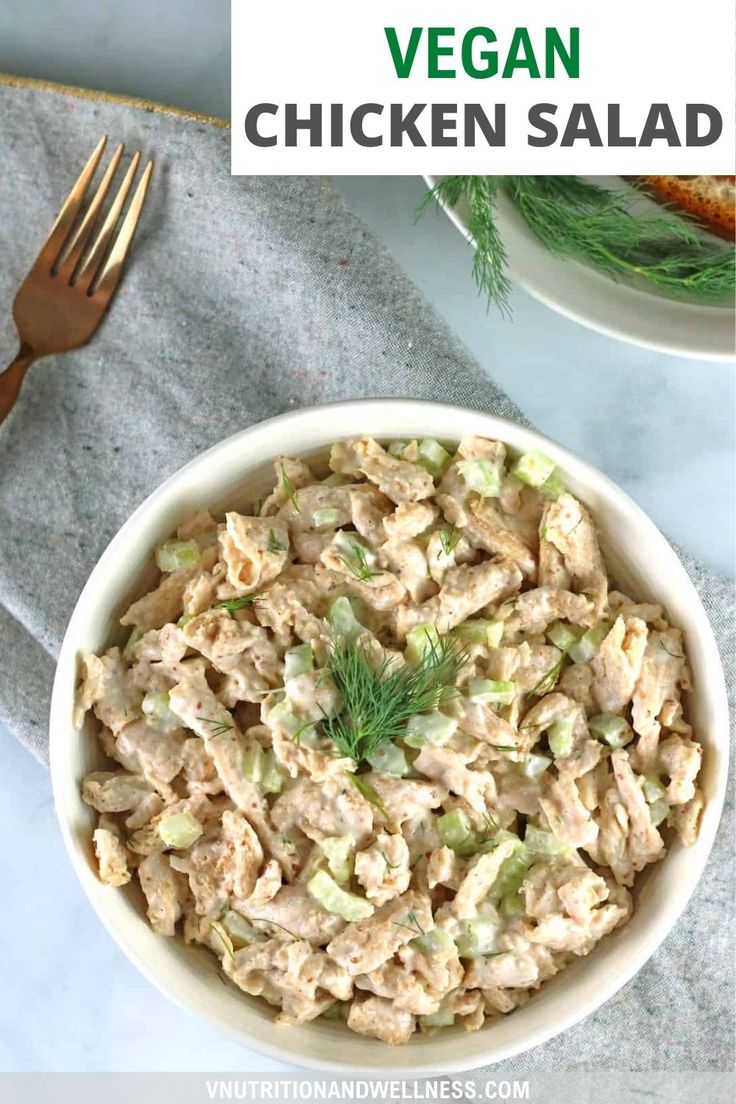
xmin=0 ymin=0 xmax=733 ymax=1075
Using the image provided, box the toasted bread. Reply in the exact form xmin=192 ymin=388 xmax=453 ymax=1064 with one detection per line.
xmin=636 ymin=176 xmax=735 ymax=240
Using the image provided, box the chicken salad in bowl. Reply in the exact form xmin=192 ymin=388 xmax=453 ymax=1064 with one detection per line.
xmin=73 ymin=429 xmax=706 ymax=1048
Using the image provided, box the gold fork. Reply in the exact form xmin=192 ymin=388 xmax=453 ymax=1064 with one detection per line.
xmin=0 ymin=136 xmax=153 ymax=426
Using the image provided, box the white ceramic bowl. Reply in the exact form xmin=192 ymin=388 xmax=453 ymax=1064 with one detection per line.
xmin=425 ymin=175 xmax=736 ymax=361
xmin=50 ymin=399 xmax=729 ymax=1073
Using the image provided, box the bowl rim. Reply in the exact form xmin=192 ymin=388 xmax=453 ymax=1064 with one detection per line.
xmin=49 ymin=398 xmax=730 ymax=1073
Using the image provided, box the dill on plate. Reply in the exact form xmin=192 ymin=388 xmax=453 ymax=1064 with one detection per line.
xmin=421 ymin=175 xmax=735 ymax=314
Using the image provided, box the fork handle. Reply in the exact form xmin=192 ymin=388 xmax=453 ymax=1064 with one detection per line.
xmin=0 ymin=342 xmax=36 ymax=426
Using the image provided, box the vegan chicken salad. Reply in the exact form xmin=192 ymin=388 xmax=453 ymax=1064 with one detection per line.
xmin=75 ymin=434 xmax=704 ymax=1046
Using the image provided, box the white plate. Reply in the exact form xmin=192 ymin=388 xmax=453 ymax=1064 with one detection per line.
xmin=425 ymin=175 xmax=735 ymax=361
xmin=50 ymin=400 xmax=729 ymax=1073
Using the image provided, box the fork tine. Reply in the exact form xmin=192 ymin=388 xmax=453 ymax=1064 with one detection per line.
xmin=90 ymin=159 xmax=153 ymax=300
xmin=57 ymin=143 xmax=125 ymax=279
xmin=76 ymin=151 xmax=141 ymax=291
xmin=34 ymin=135 xmax=107 ymax=271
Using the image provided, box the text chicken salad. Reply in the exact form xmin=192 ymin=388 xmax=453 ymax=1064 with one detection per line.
xmin=76 ymin=434 xmax=704 ymax=1046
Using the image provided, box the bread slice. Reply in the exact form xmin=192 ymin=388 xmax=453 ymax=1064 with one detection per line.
xmin=636 ymin=176 xmax=735 ymax=240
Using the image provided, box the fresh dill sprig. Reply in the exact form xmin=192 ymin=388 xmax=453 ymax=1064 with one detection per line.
xmin=477 ymin=811 xmax=499 ymax=846
xmin=324 ymin=634 xmax=467 ymax=764
xmin=315 ymin=669 xmax=333 ymax=690
xmin=196 ymin=716 xmax=235 ymax=737
xmin=215 ymin=592 xmax=262 ymax=613
xmin=439 ymin=524 xmax=461 ymax=557
xmin=419 ymin=175 xmax=511 ymax=314
xmin=279 ymin=463 xmax=301 ymax=515
xmin=393 ymin=909 xmax=426 ymax=936
xmin=267 ymin=528 xmax=287 ymax=555
xmin=530 ymin=653 xmax=566 ymax=697
xmin=291 ymin=720 xmax=316 ymax=747
xmin=338 ymin=540 xmax=384 ymax=583
xmin=249 ymin=918 xmax=298 ymax=940
xmin=421 ymin=175 xmax=735 ymax=314
xmin=381 ymin=850 xmax=400 ymax=871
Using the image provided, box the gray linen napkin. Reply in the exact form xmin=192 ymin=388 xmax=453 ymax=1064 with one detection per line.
xmin=0 ymin=79 xmax=733 ymax=1073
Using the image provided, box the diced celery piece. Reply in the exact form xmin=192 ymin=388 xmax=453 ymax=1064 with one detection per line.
xmin=312 ymin=508 xmax=341 ymax=530
xmin=328 ymin=595 xmax=364 ymax=641
xmin=155 ymin=539 xmax=200 ymax=573
xmin=475 ymin=827 xmax=519 ymax=857
xmin=177 ymin=613 xmax=194 ymax=629
xmin=457 ymin=458 xmax=501 ymax=498
xmin=547 ymin=621 xmax=583 ymax=653
xmin=489 ymin=842 xmax=531 ymax=903
xmin=453 ymin=619 xmax=503 ymax=648
xmin=142 ymin=690 xmax=181 ymax=734
xmin=437 ymin=809 xmax=477 ymax=857
xmin=243 ymin=742 xmax=265 ymax=783
xmin=209 ymin=921 xmax=234 ymax=959
xmin=268 ymin=701 xmax=297 ymax=733
xmin=284 ymin=643 xmax=314 ymax=680
xmin=548 ymin=719 xmax=574 ymax=759
xmin=142 ymin=689 xmax=169 ymax=718
xmin=388 ymin=440 xmax=409 ymax=458
xmin=525 ymin=824 xmax=570 ymax=857
xmin=500 ymin=888 xmax=526 ymax=920
xmin=411 ymin=928 xmax=455 ymax=956
xmin=405 ymin=623 xmax=440 ymax=666
xmin=419 ymin=1007 xmax=455 ymax=1027
xmin=222 ymin=910 xmax=263 ymax=948
xmin=511 ymin=450 xmax=556 ymax=489
xmin=404 ymin=712 xmax=458 ymax=748
xmin=307 ymin=870 xmax=374 ymax=921
xmin=320 ymin=837 xmax=354 ymax=884
xmin=468 ymin=678 xmax=516 ymax=706
xmin=539 ymin=470 xmax=567 ymax=500
xmin=649 ymin=799 xmax=669 ymax=827
xmin=268 ymin=702 xmax=317 ymax=744
xmin=302 ymin=846 xmax=335 ymax=889
xmin=320 ymin=1001 xmax=348 ymax=1021
xmin=643 ymin=773 xmax=667 ymax=804
xmin=454 ymin=917 xmax=502 ymax=957
xmin=261 ymin=750 xmax=285 ymax=794
xmin=158 ymin=811 xmax=203 ymax=849
xmin=417 ymin=438 xmax=452 ymax=478
xmin=332 ymin=530 xmax=377 ymax=566
xmin=365 ymin=743 xmax=410 ymax=776
xmin=589 ymin=713 xmax=633 ymax=748
xmin=569 ymin=622 xmax=612 ymax=664
xmin=523 ymin=753 xmax=551 ymax=781
xmin=124 ymin=627 xmax=144 ymax=659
